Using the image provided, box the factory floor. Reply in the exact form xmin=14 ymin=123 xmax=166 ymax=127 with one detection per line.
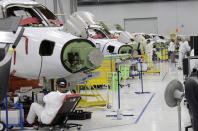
xmin=24 ymin=62 xmax=192 ymax=131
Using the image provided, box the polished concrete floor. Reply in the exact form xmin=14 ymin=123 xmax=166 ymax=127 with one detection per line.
xmin=24 ymin=62 xmax=193 ymax=131
xmin=68 ymin=62 xmax=192 ymax=131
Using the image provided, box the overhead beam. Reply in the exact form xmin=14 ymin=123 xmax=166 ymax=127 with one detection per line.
xmin=78 ymin=0 xmax=192 ymax=5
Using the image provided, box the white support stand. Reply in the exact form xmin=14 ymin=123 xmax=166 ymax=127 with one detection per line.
xmin=106 ymin=71 xmax=133 ymax=119
xmin=117 ymin=70 xmax=122 ymax=120
xmin=106 ymin=72 xmax=116 ymax=110
xmin=124 ymin=64 xmax=128 ymax=88
xmin=106 ymin=84 xmax=110 ymax=109
xmin=112 ymin=72 xmax=115 ymax=110
xmin=177 ymin=101 xmax=182 ymax=131
xmin=117 ymin=109 xmax=122 ymax=120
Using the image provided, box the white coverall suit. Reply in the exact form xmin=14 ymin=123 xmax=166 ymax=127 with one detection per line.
xmin=168 ymin=41 xmax=175 ymax=52
xmin=168 ymin=41 xmax=175 ymax=63
xmin=178 ymin=41 xmax=191 ymax=69
xmin=146 ymin=41 xmax=153 ymax=62
xmin=26 ymin=91 xmax=71 ymax=124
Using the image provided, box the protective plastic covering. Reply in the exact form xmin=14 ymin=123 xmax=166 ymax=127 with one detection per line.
xmin=65 ymin=11 xmax=97 ymax=39
xmin=70 ymin=15 xmax=88 ymax=37
xmin=65 ymin=14 xmax=88 ymax=38
xmin=74 ymin=11 xmax=96 ymax=25
xmin=64 ymin=19 xmax=81 ymax=37
xmin=118 ymin=31 xmax=133 ymax=44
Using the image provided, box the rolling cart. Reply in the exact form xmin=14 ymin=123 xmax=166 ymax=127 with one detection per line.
xmin=0 ymin=95 xmax=24 ymax=131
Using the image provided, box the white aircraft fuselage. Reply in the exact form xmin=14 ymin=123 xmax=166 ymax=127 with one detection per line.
xmin=64 ymin=12 xmax=133 ymax=56
xmin=0 ymin=0 xmax=103 ymax=79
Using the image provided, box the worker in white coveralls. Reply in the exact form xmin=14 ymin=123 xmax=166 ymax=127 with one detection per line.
xmin=168 ymin=39 xmax=176 ymax=63
xmin=178 ymin=37 xmax=191 ymax=69
xmin=26 ymin=78 xmax=71 ymax=124
xmin=146 ymin=39 xmax=153 ymax=63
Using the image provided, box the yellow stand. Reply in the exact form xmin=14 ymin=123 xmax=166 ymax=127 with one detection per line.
xmin=75 ymin=60 xmax=116 ymax=108
xmin=76 ymin=83 xmax=107 ymax=108
xmin=144 ymin=51 xmax=160 ymax=74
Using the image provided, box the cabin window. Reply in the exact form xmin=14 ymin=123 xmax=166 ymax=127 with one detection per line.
xmin=37 ymin=6 xmax=57 ymax=20
xmin=88 ymin=28 xmax=107 ymax=39
xmin=39 ymin=40 xmax=55 ymax=56
xmin=107 ymin=45 xmax=115 ymax=53
xmin=6 ymin=6 xmax=45 ymax=27
xmin=36 ymin=6 xmax=63 ymax=26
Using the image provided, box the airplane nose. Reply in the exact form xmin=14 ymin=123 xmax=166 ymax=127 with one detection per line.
xmin=118 ymin=45 xmax=133 ymax=55
xmin=61 ymin=39 xmax=104 ymax=73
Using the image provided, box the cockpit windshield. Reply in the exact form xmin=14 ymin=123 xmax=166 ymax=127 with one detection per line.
xmin=36 ymin=6 xmax=63 ymax=27
xmin=88 ymin=28 xmax=108 ymax=39
xmin=6 ymin=5 xmax=63 ymax=27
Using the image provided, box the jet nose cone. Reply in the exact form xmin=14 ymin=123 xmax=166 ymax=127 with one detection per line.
xmin=61 ymin=39 xmax=104 ymax=73
xmin=118 ymin=45 xmax=133 ymax=55
xmin=88 ymin=48 xmax=104 ymax=67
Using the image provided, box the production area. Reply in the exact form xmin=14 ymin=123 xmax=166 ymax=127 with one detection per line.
xmin=0 ymin=0 xmax=198 ymax=131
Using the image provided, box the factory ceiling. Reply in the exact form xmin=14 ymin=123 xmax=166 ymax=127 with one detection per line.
xmin=78 ymin=0 xmax=194 ymax=5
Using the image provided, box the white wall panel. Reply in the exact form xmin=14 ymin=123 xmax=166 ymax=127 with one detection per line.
xmin=124 ymin=17 xmax=158 ymax=34
xmin=78 ymin=1 xmax=198 ymax=35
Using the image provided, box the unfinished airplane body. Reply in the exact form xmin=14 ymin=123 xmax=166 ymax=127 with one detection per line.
xmin=0 ymin=0 xmax=104 ymax=101
xmin=0 ymin=0 xmax=103 ymax=79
